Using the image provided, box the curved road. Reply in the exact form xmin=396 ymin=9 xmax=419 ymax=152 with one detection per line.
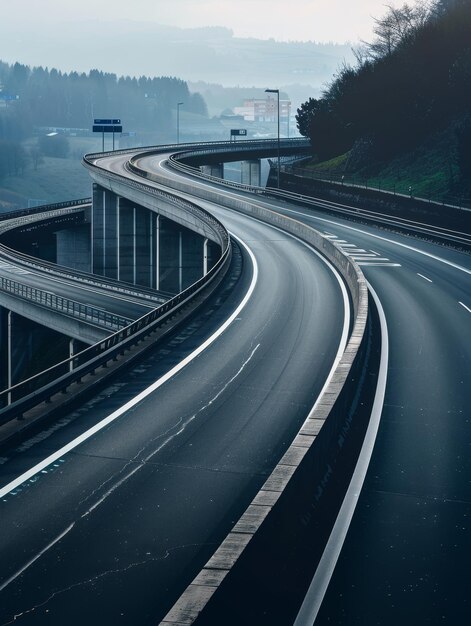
xmin=140 ymin=155 xmax=471 ymax=625
xmin=1 ymin=144 xmax=468 ymax=625
xmin=0 ymin=162 xmax=348 ymax=625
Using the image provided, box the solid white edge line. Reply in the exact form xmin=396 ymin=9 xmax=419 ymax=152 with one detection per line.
xmin=459 ymin=301 xmax=471 ymax=314
xmin=0 ymin=234 xmax=258 ymax=500
xmin=293 ymin=281 xmax=389 ymax=626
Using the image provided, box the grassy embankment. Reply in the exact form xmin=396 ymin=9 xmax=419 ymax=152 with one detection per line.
xmin=0 ymin=136 xmax=102 ymax=212
xmin=301 ymin=126 xmax=464 ymax=204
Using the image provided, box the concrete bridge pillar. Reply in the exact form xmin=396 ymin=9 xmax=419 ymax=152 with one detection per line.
xmin=0 ymin=307 xmax=11 ymax=396
xmin=158 ymin=217 xmax=211 ymax=293
xmin=92 ymin=184 xmax=219 ymax=294
xmin=92 ymin=184 xmax=118 ymax=279
xmin=241 ymin=159 xmax=261 ymax=186
xmin=92 ymin=186 xmax=154 ymax=288
xmin=201 ymin=163 xmax=224 ymax=179
xmin=56 ymin=224 xmax=91 ymax=272
xmin=0 ymin=308 xmax=71 ymax=403
xmin=117 ymin=198 xmax=154 ymax=288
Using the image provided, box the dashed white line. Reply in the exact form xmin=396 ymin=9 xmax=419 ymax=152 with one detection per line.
xmin=357 ymin=262 xmax=401 ymax=267
xmin=459 ymin=301 xmax=471 ymax=314
xmin=417 ymin=273 xmax=433 ymax=283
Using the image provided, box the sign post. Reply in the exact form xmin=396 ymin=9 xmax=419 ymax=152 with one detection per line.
xmin=230 ymin=129 xmax=247 ymax=142
xmin=93 ymin=119 xmax=123 ymax=151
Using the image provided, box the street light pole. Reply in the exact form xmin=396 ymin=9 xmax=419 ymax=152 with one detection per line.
xmin=265 ymin=88 xmax=280 ymax=188
xmin=177 ymin=102 xmax=184 ymax=144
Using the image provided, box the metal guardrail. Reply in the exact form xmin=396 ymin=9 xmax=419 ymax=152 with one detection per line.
xmin=263 ymin=187 xmax=471 ymax=248
xmin=279 ymin=163 xmax=471 ymax=212
xmin=0 ymin=275 xmax=132 ymax=331
xmin=0 ymin=240 xmax=231 ymax=418
xmin=0 ymin=198 xmax=91 ymax=223
xmin=161 ymin=144 xmax=471 ymax=249
xmin=84 ymin=137 xmax=310 ymax=164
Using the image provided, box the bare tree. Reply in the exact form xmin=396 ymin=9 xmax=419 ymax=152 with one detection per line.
xmin=363 ymin=2 xmax=433 ymax=60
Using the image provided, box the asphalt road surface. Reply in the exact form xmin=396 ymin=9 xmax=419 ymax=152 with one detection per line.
xmin=0 ymin=169 xmax=347 ymax=625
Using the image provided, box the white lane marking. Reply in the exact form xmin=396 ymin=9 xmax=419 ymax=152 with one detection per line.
xmin=275 ymin=206 xmax=471 ymax=275
xmin=350 ymin=255 xmax=388 ymax=260
xmin=294 ymin=282 xmax=389 ymax=626
xmin=357 ymin=262 xmax=401 ymax=267
xmin=417 ymin=273 xmax=433 ymax=283
xmin=370 ymin=250 xmax=381 ymax=256
xmin=0 ymin=523 xmax=75 ymax=592
xmin=81 ymin=343 xmax=262 ymax=519
xmin=459 ymin=301 xmax=471 ymax=314
xmin=0 ymin=235 xmax=258 ymax=500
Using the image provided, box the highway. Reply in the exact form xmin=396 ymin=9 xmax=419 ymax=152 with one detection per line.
xmin=148 ymin=155 xmax=470 ymax=625
xmin=0 ymin=142 xmax=469 ymax=625
xmin=0 ymin=159 xmax=348 ymax=624
xmin=289 ymin=213 xmax=471 ymax=625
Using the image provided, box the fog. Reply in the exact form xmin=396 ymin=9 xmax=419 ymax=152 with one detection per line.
xmin=1 ymin=1 xmax=402 ymax=43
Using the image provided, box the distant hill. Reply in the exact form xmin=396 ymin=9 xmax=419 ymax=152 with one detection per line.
xmin=0 ymin=20 xmax=353 ymax=90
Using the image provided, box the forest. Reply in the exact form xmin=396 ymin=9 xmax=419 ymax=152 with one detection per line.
xmin=295 ymin=0 xmax=471 ymax=192
xmin=0 ymin=63 xmax=208 ymax=180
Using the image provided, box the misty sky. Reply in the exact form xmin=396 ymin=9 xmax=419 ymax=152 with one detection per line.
xmin=4 ymin=0 xmax=401 ymax=43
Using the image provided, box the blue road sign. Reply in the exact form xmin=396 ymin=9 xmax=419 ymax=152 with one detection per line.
xmin=94 ymin=118 xmax=121 ymax=125
xmin=93 ymin=125 xmax=123 ymax=133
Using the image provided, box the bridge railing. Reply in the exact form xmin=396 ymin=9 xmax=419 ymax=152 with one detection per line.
xmin=0 ymin=198 xmax=91 ymax=223
xmin=0 ymin=237 xmax=231 ymax=417
xmin=83 ymin=157 xmax=229 ymax=250
xmin=0 ymin=275 xmax=132 ymax=330
xmin=84 ymin=137 xmax=310 ymax=163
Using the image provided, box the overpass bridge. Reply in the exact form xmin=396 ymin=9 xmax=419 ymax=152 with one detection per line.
xmin=0 ymin=138 xmax=469 ymax=626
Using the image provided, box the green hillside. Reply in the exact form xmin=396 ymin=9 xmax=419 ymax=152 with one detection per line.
xmin=296 ymin=0 xmax=471 ymax=203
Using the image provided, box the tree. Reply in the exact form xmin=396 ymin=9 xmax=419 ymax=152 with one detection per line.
xmin=295 ymin=98 xmax=320 ymax=138
xmin=363 ymin=2 xmax=431 ymax=60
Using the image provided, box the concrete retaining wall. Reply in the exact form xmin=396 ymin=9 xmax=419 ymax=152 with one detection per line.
xmin=275 ymin=170 xmax=471 ymax=234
